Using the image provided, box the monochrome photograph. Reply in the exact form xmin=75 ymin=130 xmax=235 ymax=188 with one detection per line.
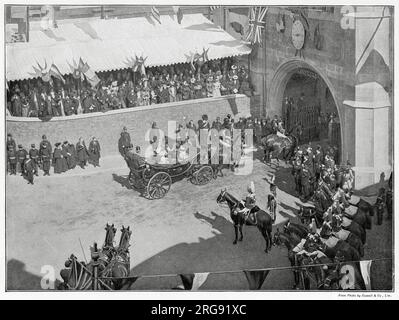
xmin=3 ymin=2 xmax=394 ymax=293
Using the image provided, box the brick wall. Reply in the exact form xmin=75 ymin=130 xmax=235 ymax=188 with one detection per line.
xmin=6 ymin=94 xmax=250 ymax=156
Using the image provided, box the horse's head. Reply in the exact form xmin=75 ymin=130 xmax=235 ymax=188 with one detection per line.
xmin=64 ymin=254 xmax=77 ymax=268
xmin=216 ymin=188 xmax=227 ymax=204
xmin=104 ymin=223 xmax=117 ymax=248
xmin=118 ymin=225 xmax=132 ymax=252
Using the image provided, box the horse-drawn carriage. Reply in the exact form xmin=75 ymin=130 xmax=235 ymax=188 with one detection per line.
xmin=127 ymin=151 xmax=215 ymax=200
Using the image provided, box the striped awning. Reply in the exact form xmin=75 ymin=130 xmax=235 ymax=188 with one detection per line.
xmin=6 ymin=13 xmax=251 ymax=81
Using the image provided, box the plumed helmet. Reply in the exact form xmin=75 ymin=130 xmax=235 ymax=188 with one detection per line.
xmin=247 ymin=181 xmax=255 ymax=193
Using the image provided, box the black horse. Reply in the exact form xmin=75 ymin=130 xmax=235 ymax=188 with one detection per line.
xmin=283 ymin=220 xmax=309 ymax=239
xmin=320 ymin=222 xmax=364 ymax=257
xmin=260 ymin=131 xmax=299 ymax=166
xmin=216 ymin=189 xmax=273 ymax=253
xmin=101 ymin=226 xmax=135 ymax=290
xmin=272 ymin=228 xmax=302 ymax=288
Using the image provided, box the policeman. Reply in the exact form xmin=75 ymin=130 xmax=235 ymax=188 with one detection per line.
xmin=17 ymin=144 xmax=28 ymax=175
xmin=40 ymin=144 xmax=52 ymax=176
xmin=39 ymin=135 xmax=52 ymax=156
xmin=7 ymin=146 xmax=17 ymax=175
xmin=29 ymin=143 xmax=40 ymax=176
xmin=24 ymin=154 xmax=35 ymax=185
xmin=7 ymin=133 xmax=16 ymax=151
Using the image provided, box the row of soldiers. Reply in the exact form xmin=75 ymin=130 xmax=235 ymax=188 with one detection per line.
xmin=291 ymin=144 xmax=343 ymax=202
xmin=7 ymin=59 xmax=252 ymax=118
xmin=6 ymin=134 xmax=101 ymax=184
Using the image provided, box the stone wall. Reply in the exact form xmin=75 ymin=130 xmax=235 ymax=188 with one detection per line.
xmin=6 ymin=94 xmax=250 ymax=156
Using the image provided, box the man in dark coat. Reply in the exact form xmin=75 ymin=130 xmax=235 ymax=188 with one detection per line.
xmin=23 ymin=154 xmax=35 ymax=184
xmin=212 ymin=117 xmax=223 ymax=132
xmin=61 ymin=141 xmax=70 ymax=172
xmin=29 ymin=143 xmax=40 ymax=176
xmin=67 ymin=142 xmax=77 ymax=169
xmin=17 ymin=144 xmax=28 ymax=175
xmin=53 ymin=143 xmax=63 ymax=174
xmin=39 ymin=135 xmax=52 ymax=156
xmin=7 ymin=133 xmax=16 ymax=151
xmin=118 ymin=127 xmax=131 ymax=156
xmin=314 ymin=145 xmax=323 ymax=181
xmin=41 ymin=144 xmax=51 ymax=176
xmin=7 ymin=146 xmax=17 ymax=175
xmin=300 ymin=165 xmax=312 ymax=202
xmin=88 ymin=137 xmax=101 ymax=167
xmin=76 ymin=137 xmax=88 ymax=169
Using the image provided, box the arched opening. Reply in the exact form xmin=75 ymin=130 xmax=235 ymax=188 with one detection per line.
xmin=267 ymin=59 xmax=343 ymax=163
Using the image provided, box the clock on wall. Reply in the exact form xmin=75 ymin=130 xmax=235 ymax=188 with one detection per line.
xmin=291 ymin=19 xmax=305 ymax=57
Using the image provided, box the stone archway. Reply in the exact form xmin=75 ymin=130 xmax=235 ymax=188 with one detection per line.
xmin=266 ymin=58 xmax=344 ymax=162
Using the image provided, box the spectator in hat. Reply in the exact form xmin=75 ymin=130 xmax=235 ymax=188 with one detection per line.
xmin=29 ymin=143 xmax=40 ymax=176
xmin=53 ymin=143 xmax=64 ymax=174
xmin=76 ymin=137 xmax=89 ymax=169
xmin=89 ymin=137 xmax=101 ymax=167
xmin=119 ymin=126 xmax=131 ymax=157
xmin=61 ymin=141 xmax=70 ymax=172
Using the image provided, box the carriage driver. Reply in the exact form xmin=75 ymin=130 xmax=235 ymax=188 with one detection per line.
xmin=236 ymin=181 xmax=256 ymax=220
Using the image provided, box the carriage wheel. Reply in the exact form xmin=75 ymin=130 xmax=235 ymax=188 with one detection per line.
xmin=146 ymin=172 xmax=172 ymax=200
xmin=193 ymin=166 xmax=213 ymax=185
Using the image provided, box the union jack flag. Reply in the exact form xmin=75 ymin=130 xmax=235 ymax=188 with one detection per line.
xmin=245 ymin=6 xmax=268 ymax=44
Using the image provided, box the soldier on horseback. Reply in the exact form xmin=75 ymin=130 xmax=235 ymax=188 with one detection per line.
xmin=236 ymin=181 xmax=257 ymax=223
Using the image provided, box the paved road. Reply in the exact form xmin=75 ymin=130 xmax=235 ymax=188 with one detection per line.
xmin=6 ymin=150 xmax=392 ymax=290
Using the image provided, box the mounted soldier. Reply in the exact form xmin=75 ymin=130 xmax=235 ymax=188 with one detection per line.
xmin=235 ymin=181 xmax=257 ymax=224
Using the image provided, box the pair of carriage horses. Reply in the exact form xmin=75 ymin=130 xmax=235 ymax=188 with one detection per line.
xmin=58 ymin=224 xmax=136 ymax=290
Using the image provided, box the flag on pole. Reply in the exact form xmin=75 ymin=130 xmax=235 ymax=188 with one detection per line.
xmin=179 ymin=273 xmax=210 ymax=290
xmin=49 ymin=63 xmax=65 ymax=83
xmin=244 ymin=270 xmax=270 ymax=290
xmin=246 ymin=7 xmax=268 ymax=44
xmin=151 ymin=6 xmax=161 ymax=24
xmin=359 ymin=260 xmax=372 ymax=290
xmin=172 ymin=6 xmax=183 ymax=24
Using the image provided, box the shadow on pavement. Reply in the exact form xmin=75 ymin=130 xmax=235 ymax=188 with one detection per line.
xmin=7 ymin=259 xmax=61 ymax=290
xmin=129 ymin=211 xmax=293 ymax=290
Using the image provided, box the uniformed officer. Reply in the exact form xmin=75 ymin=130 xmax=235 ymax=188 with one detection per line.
xmin=7 ymin=146 xmax=17 ymax=175
xmin=7 ymin=133 xmax=16 ymax=151
xmin=39 ymin=135 xmax=52 ymax=156
xmin=24 ymin=154 xmax=35 ymax=185
xmin=29 ymin=143 xmax=40 ymax=176
xmin=41 ymin=144 xmax=51 ymax=176
xmin=17 ymin=144 xmax=28 ymax=175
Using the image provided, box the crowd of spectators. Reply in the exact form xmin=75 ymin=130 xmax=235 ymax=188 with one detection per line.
xmin=7 ymin=58 xmax=253 ymax=118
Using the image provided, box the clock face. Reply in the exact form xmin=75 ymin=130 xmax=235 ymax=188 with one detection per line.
xmin=292 ymin=20 xmax=305 ymax=50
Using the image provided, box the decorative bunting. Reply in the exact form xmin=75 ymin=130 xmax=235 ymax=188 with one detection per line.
xmin=31 ymin=60 xmax=51 ymax=82
xmin=179 ymin=273 xmax=209 ymax=290
xmin=210 ymin=6 xmax=221 ymax=11
xmin=246 ymin=7 xmax=268 ymax=45
xmin=189 ymin=48 xmax=210 ymax=71
xmin=359 ymin=260 xmax=372 ymax=290
xmin=151 ymin=6 xmax=161 ymax=24
xmin=244 ymin=270 xmax=270 ymax=290
xmin=126 ymin=54 xmax=148 ymax=76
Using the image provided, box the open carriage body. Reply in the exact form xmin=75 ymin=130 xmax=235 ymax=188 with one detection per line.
xmin=127 ymin=150 xmax=215 ymax=200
